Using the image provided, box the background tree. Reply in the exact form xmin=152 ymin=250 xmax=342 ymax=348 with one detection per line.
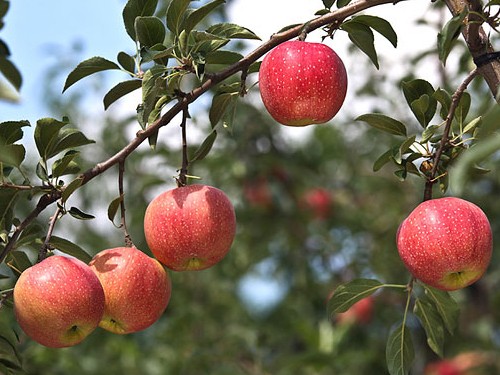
xmin=0 ymin=0 xmax=500 ymax=374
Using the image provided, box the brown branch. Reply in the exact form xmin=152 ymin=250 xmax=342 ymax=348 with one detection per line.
xmin=0 ymin=0 xmax=405 ymax=264
xmin=443 ymin=0 xmax=500 ymax=100
xmin=38 ymin=202 xmax=63 ymax=262
xmin=178 ymin=107 xmax=189 ymax=187
xmin=423 ymin=68 xmax=479 ymax=201
xmin=118 ymin=160 xmax=133 ymax=247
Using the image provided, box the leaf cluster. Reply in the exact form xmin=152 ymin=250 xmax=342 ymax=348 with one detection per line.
xmin=0 ymin=0 xmax=21 ymax=101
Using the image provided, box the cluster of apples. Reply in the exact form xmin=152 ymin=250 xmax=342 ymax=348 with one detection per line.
xmin=13 ymin=184 xmax=236 ymax=348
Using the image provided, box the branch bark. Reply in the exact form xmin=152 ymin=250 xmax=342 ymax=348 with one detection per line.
xmin=444 ymin=0 xmax=500 ymax=101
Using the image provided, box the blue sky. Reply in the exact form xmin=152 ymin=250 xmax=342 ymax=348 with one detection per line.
xmin=0 ymin=0 xmax=132 ymax=122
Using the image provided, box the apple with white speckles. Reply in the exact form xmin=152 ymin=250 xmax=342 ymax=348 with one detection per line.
xmin=259 ymin=40 xmax=347 ymax=126
xmin=89 ymin=247 xmax=171 ymax=334
xmin=144 ymin=184 xmax=236 ymax=271
xmin=396 ymin=197 xmax=492 ymax=291
xmin=14 ymin=255 xmax=105 ymax=348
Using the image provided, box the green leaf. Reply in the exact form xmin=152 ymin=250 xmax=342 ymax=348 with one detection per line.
xmin=68 ymin=207 xmax=95 ymax=220
xmin=117 ymin=51 xmax=136 ymax=73
xmin=395 ymin=135 xmax=416 ymax=164
xmin=6 ymin=251 xmax=32 ymax=274
xmin=401 ymin=79 xmax=437 ymax=128
xmin=373 ymin=147 xmax=395 ymax=172
xmin=135 ymin=16 xmax=166 ymax=48
xmin=327 ymin=278 xmax=383 ymax=317
xmin=356 ymin=113 xmax=407 ymax=136
xmin=323 ymin=0 xmax=335 ymax=8
xmin=122 ymin=0 xmax=158 ymax=40
xmin=422 ymin=285 xmax=459 ymax=334
xmin=103 ymin=79 xmax=142 ymax=110
xmin=206 ymin=23 xmax=261 ymax=40
xmin=454 ymin=91 xmax=471 ymax=125
xmin=184 ymin=0 xmax=225 ymax=34
xmin=0 ymin=120 xmax=30 ymax=145
xmin=337 ymin=0 xmax=353 ymax=7
xmin=351 ymin=15 xmax=397 ymax=48
xmin=433 ymin=88 xmax=452 ymax=120
xmin=48 ymin=235 xmax=92 ymax=263
xmin=166 ymin=0 xmax=191 ymax=36
xmin=421 ymin=124 xmax=441 ymax=143
xmin=190 ymin=130 xmax=217 ymax=163
xmin=0 ymin=144 xmax=25 ymax=168
xmin=205 ymin=50 xmax=243 ymax=66
xmin=14 ymin=223 xmax=44 ymax=250
xmin=341 ymin=21 xmax=378 ymax=69
xmin=51 ymin=150 xmax=81 ymax=178
xmin=0 ymin=189 xmax=18 ymax=231
xmin=34 ymin=117 xmax=68 ymax=160
xmin=46 ymin=127 xmax=95 ymax=160
xmin=462 ymin=116 xmax=482 ymax=134
xmin=63 ymin=57 xmax=121 ymax=92
xmin=61 ymin=177 xmax=83 ymax=202
xmin=414 ymin=298 xmax=445 ymax=357
xmin=437 ymin=10 xmax=467 ymax=65
xmin=107 ymin=195 xmax=123 ymax=224
xmin=209 ymin=92 xmax=236 ymax=126
xmin=386 ymin=323 xmax=414 ymax=375
xmin=0 ymin=57 xmax=21 ymax=91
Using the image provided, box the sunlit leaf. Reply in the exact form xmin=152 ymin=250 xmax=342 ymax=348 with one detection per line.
xmin=103 ymin=79 xmax=142 ymax=110
xmin=433 ymin=88 xmax=452 ymax=120
xmin=356 ymin=113 xmax=407 ymax=136
xmin=386 ymin=323 xmax=414 ymax=375
xmin=184 ymin=0 xmax=225 ymax=34
xmin=401 ymin=79 xmax=437 ymax=128
xmin=454 ymin=91 xmax=471 ymax=125
xmin=48 ymin=235 xmax=93 ymax=263
xmin=351 ymin=15 xmax=397 ymax=48
xmin=166 ymin=0 xmax=191 ymax=36
xmin=437 ymin=9 xmax=467 ymax=65
xmin=63 ymin=57 xmax=121 ymax=92
xmin=123 ymin=0 xmax=158 ymax=40
xmin=206 ymin=23 xmax=261 ymax=40
xmin=135 ymin=16 xmax=166 ymax=48
xmin=327 ymin=278 xmax=383 ymax=317
xmin=414 ymin=298 xmax=445 ymax=357
xmin=341 ymin=21 xmax=378 ymax=68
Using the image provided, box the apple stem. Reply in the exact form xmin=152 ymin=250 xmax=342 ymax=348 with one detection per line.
xmin=38 ymin=202 xmax=63 ymax=262
xmin=118 ymin=159 xmax=134 ymax=248
xmin=422 ymin=68 xmax=479 ymax=202
xmin=178 ymin=106 xmax=190 ymax=187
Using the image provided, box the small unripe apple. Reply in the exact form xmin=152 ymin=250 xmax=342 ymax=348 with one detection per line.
xmin=89 ymin=247 xmax=171 ymax=334
xmin=259 ymin=40 xmax=348 ymax=126
xmin=144 ymin=184 xmax=236 ymax=271
xmin=14 ymin=255 xmax=105 ymax=348
xmin=396 ymin=197 xmax=492 ymax=291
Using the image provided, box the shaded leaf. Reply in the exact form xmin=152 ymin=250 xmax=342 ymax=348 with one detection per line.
xmin=422 ymin=285 xmax=459 ymax=334
xmin=123 ymin=0 xmax=158 ymax=40
xmin=437 ymin=10 xmax=467 ymax=65
xmin=337 ymin=0 xmax=353 ymax=7
xmin=0 ymin=189 xmax=18 ymax=230
xmin=462 ymin=116 xmax=481 ymax=134
xmin=51 ymin=150 xmax=81 ymax=178
xmin=414 ymin=298 xmax=445 ymax=357
xmin=135 ymin=16 xmax=166 ymax=48
xmin=454 ymin=91 xmax=471 ymax=125
xmin=433 ymin=88 xmax=452 ymax=120
xmin=210 ymin=92 xmax=236 ymax=126
xmin=35 ymin=117 xmax=68 ymax=160
xmin=356 ymin=113 xmax=407 ymax=136
xmin=14 ymin=223 xmax=44 ymax=250
xmin=190 ymin=130 xmax=217 ymax=163
xmin=352 ymin=15 xmax=397 ymax=47
xmin=373 ymin=147 xmax=396 ymax=172
xmin=68 ymin=207 xmax=95 ymax=220
xmin=48 ymin=235 xmax=92 ymax=263
xmin=386 ymin=323 xmax=415 ymax=375
xmin=0 ymin=120 xmax=30 ymax=145
xmin=206 ymin=23 xmax=261 ymax=40
xmin=184 ymin=0 xmax=225 ymax=34
xmin=166 ymin=0 xmax=191 ymax=36
xmin=104 ymin=79 xmax=142 ymax=110
xmin=61 ymin=177 xmax=83 ymax=202
xmin=46 ymin=128 xmax=95 ymax=160
xmin=341 ymin=21 xmax=378 ymax=69
xmin=205 ymin=50 xmax=243 ymax=66
xmin=63 ymin=57 xmax=121 ymax=92
xmin=327 ymin=278 xmax=383 ymax=316
xmin=107 ymin=195 xmax=123 ymax=224
xmin=117 ymin=51 xmax=136 ymax=73
xmin=6 ymin=251 xmax=32 ymax=274
xmin=0 ymin=144 xmax=25 ymax=168
xmin=401 ymin=79 xmax=437 ymax=128
xmin=0 ymin=57 xmax=21 ymax=91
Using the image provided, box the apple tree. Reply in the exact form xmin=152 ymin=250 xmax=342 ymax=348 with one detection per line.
xmin=0 ymin=0 xmax=500 ymax=374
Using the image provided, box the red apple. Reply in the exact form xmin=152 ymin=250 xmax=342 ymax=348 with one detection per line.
xmin=301 ymin=187 xmax=333 ymax=220
xmin=424 ymin=360 xmax=462 ymax=375
xmin=243 ymin=177 xmax=273 ymax=209
xmin=14 ymin=255 xmax=105 ymax=348
xmin=89 ymin=247 xmax=171 ymax=334
xmin=336 ymin=296 xmax=374 ymax=325
xmin=144 ymin=184 xmax=236 ymax=271
xmin=396 ymin=197 xmax=492 ymax=291
xmin=259 ymin=40 xmax=348 ymax=126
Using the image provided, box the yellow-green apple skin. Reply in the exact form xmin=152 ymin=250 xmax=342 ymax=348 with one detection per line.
xmin=396 ymin=197 xmax=492 ymax=291
xmin=259 ymin=40 xmax=348 ymax=126
xmin=89 ymin=247 xmax=171 ymax=334
xmin=14 ymin=255 xmax=105 ymax=348
xmin=144 ymin=184 xmax=236 ymax=271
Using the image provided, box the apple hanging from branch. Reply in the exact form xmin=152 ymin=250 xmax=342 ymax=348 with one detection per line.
xmin=259 ymin=40 xmax=348 ymax=126
xmin=89 ymin=246 xmax=171 ymax=334
xmin=13 ymin=256 xmax=105 ymax=348
xmin=396 ymin=197 xmax=493 ymax=291
xmin=144 ymin=184 xmax=237 ymax=271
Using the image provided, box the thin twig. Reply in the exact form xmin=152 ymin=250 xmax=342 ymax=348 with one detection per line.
xmin=38 ymin=202 xmax=63 ymax=262
xmin=423 ymin=68 xmax=479 ymax=201
xmin=178 ymin=107 xmax=189 ymax=187
xmin=118 ymin=159 xmax=133 ymax=247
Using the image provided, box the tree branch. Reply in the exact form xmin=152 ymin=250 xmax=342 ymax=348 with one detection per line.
xmin=444 ymin=0 xmax=500 ymax=101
